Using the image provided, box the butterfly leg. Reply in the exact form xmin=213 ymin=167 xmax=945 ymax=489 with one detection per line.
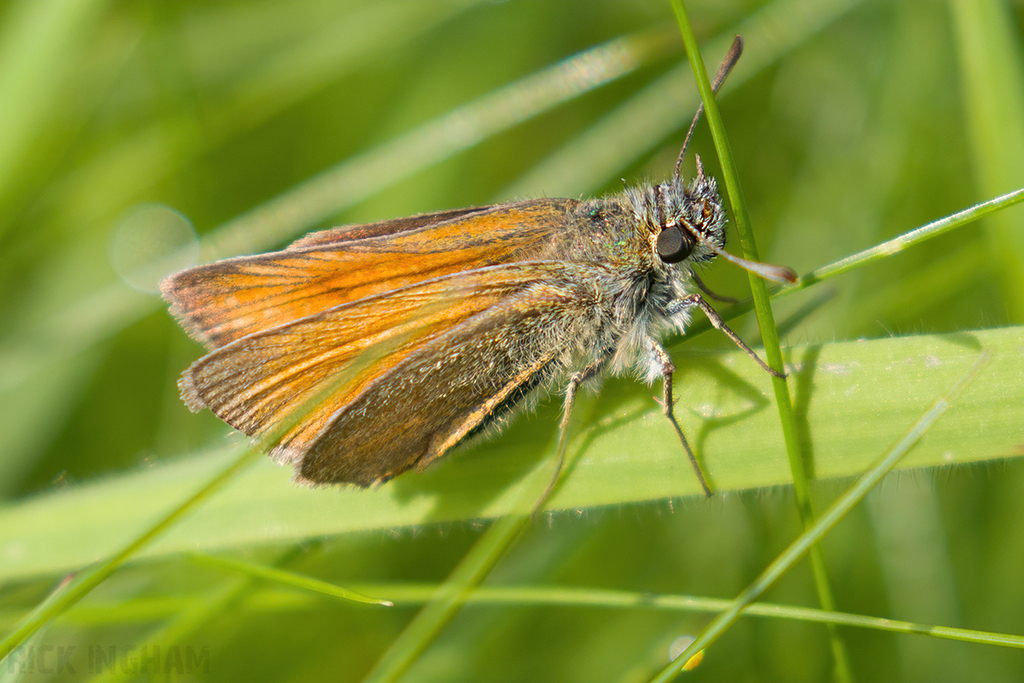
xmin=689 ymin=271 xmax=738 ymax=304
xmin=658 ymin=292 xmax=786 ymax=496
xmin=532 ymin=354 xmax=610 ymax=515
xmin=651 ymin=341 xmax=712 ymax=498
xmin=682 ymin=293 xmax=785 ymax=379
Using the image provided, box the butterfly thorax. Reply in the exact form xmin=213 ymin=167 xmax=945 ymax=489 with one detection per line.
xmin=553 ymin=171 xmax=725 ymax=382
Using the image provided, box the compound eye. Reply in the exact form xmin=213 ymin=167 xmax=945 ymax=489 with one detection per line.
xmin=657 ymin=226 xmax=694 ymax=264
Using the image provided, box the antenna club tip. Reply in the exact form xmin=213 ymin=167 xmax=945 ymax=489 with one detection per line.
xmin=755 ymin=262 xmax=799 ymax=284
xmin=778 ymin=266 xmax=798 ymax=284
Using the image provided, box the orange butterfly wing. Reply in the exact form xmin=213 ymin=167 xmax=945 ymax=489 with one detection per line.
xmin=161 ymin=200 xmax=576 ymax=349
xmin=179 ymin=261 xmax=600 ymax=485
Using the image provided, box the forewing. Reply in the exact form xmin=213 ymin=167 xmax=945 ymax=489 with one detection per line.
xmin=161 ymin=199 xmax=576 ymax=349
xmin=296 ymin=265 xmax=601 ymax=486
xmin=286 ymin=206 xmax=488 ymax=248
xmin=180 ymin=260 xmax=599 ymax=485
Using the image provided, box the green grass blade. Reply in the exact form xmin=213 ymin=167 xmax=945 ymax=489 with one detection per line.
xmin=656 ymin=349 xmax=992 ymax=682
xmin=3 ymin=326 xmax=1021 ymax=583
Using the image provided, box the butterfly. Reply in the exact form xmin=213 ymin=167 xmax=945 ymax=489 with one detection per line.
xmin=161 ymin=36 xmax=794 ymax=498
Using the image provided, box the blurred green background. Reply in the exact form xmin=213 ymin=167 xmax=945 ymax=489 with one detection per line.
xmin=1 ymin=0 xmax=1022 ymax=681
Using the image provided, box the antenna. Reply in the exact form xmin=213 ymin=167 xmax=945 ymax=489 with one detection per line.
xmin=673 ymin=35 xmax=743 ymax=184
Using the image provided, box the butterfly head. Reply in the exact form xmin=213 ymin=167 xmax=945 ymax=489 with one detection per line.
xmin=654 ymin=155 xmax=726 ymax=267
